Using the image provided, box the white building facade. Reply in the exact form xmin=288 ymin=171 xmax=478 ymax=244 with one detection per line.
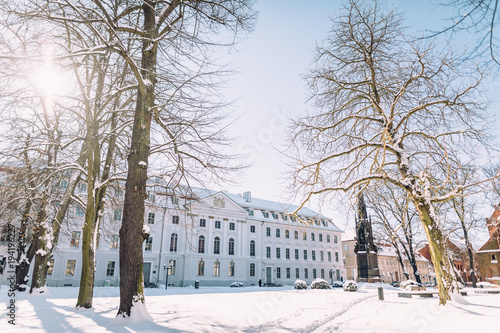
xmin=34 ymin=189 xmax=345 ymax=288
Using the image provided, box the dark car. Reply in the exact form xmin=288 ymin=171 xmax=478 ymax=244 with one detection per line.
xmin=390 ymin=281 xmax=400 ymax=287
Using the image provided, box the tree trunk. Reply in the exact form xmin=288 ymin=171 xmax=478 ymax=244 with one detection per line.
xmin=412 ymin=198 xmax=453 ymax=305
xmin=117 ymin=1 xmax=157 ymax=318
xmin=15 ymin=201 xmax=33 ymax=291
xmin=29 ymin=197 xmax=49 ymax=294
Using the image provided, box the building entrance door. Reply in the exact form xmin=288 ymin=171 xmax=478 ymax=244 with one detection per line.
xmin=143 ymin=262 xmax=151 ymax=285
xmin=266 ymin=267 xmax=272 ymax=285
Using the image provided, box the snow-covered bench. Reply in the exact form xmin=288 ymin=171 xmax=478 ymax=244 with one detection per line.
xmin=398 ymin=290 xmax=467 ymax=298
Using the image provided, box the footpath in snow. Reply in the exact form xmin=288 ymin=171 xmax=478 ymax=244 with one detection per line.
xmin=1 ymin=283 xmax=499 ymax=332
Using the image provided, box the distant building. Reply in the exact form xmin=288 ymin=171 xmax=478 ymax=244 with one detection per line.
xmin=418 ymin=239 xmax=478 ymax=285
xmin=1 ymin=187 xmax=345 ymax=288
xmin=477 ymin=206 xmax=500 ymax=285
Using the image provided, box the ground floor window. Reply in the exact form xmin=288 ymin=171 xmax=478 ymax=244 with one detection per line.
xmin=106 ymin=261 xmax=115 ymax=276
xmin=66 ymin=260 xmax=76 ymax=276
xmin=313 ymin=268 xmax=317 ymax=279
xmin=214 ymin=259 xmax=220 ymax=276
xmin=198 ymin=259 xmax=205 ymax=276
xmin=321 ymin=269 xmax=325 ymax=279
xmin=277 ymin=267 xmax=281 ymax=279
xmin=250 ymin=263 xmax=255 ymax=277
xmin=229 ymin=260 xmax=235 ymax=276
xmin=47 ymin=259 xmax=55 ymax=275
xmin=286 ymin=267 xmax=291 ymax=279
xmin=304 ymin=268 xmax=308 ymax=279
xmin=296 ymin=268 xmax=300 ymax=279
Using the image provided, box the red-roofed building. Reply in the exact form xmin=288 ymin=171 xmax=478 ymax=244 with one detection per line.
xmin=477 ymin=206 xmax=500 ymax=285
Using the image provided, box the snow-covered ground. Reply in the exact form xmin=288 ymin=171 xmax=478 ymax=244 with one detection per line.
xmin=1 ymin=283 xmax=499 ymax=332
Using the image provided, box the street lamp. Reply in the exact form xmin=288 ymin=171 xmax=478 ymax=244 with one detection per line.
xmin=163 ymin=261 xmax=172 ymax=290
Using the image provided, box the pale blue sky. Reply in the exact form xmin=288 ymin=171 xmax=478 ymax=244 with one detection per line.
xmin=218 ymin=0 xmax=495 ymax=236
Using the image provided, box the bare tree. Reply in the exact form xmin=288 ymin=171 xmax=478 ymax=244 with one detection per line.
xmin=3 ymin=0 xmax=255 ymax=318
xmin=366 ymin=186 xmax=424 ymax=283
xmin=429 ymin=0 xmax=500 ymax=64
xmin=287 ymin=0 xmax=494 ymax=305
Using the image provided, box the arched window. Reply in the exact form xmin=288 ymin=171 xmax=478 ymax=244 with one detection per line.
xmin=228 ymin=238 xmax=235 ymax=255
xmin=170 ymin=233 xmax=178 ymax=252
xmin=250 ymin=240 xmax=256 ymax=257
xmin=198 ymin=235 xmax=205 ymax=253
xmin=214 ymin=237 xmax=220 ymax=254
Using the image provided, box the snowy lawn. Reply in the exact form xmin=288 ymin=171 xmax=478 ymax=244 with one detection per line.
xmin=1 ymin=283 xmax=499 ymax=332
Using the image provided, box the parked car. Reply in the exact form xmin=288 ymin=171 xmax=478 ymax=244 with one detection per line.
xmin=230 ymin=282 xmax=244 ymax=288
xmin=332 ymin=281 xmax=344 ymax=288
xmin=263 ymin=282 xmax=283 ymax=287
xmin=390 ymin=281 xmax=400 ymax=287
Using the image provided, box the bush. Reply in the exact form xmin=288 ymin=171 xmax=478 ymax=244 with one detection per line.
xmin=400 ymin=280 xmax=419 ymax=291
xmin=294 ymin=279 xmax=307 ymax=290
xmin=343 ymin=280 xmax=358 ymax=292
xmin=311 ymin=279 xmax=332 ymax=289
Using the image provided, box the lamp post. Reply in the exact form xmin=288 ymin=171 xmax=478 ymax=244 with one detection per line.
xmin=164 ymin=261 xmax=172 ymax=290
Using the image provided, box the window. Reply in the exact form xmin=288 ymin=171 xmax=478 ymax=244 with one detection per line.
xmin=304 ymin=268 xmax=308 ymax=279
xmin=228 ymin=238 xmax=235 ymax=255
xmin=303 ymin=232 xmax=307 ymax=241
xmin=277 ymin=267 xmax=281 ymax=279
xmin=296 ymin=268 xmax=300 ymax=279
xmin=345 ymin=244 xmax=349 ymax=253
xmin=250 ymin=240 xmax=256 ymax=256
xmin=172 ymin=215 xmax=179 ymax=224
xmin=60 ymin=180 xmax=68 ymax=189
xmin=285 ymin=230 xmax=289 ymax=238
xmin=148 ymin=212 xmax=155 ymax=224
xmin=295 ymin=249 xmax=299 ymax=260
xmin=286 ymin=248 xmax=290 ymax=259
xmin=147 ymin=191 xmax=155 ymax=202
xmin=214 ymin=259 xmax=220 ymax=276
xmin=117 ymin=189 xmax=123 ymax=198
xmin=66 ymin=260 xmax=76 ymax=276
xmin=78 ymin=182 xmax=87 ymax=193
xmin=110 ymin=234 xmax=119 ymax=249
xmin=266 ymin=227 xmax=271 ymax=236
xmin=215 ymin=220 xmax=221 ymax=229
xmin=286 ymin=267 xmax=291 ymax=279
xmin=47 ymin=259 xmax=54 ymax=275
xmin=321 ymin=269 xmax=325 ymax=279
xmin=250 ymin=225 xmax=256 ymax=233
xmin=294 ymin=231 xmax=298 ymax=239
xmin=276 ymin=248 xmax=281 ymax=259
xmin=171 ymin=196 xmax=179 ymax=205
xmin=320 ymin=251 xmax=324 ymax=261
xmin=328 ymin=252 xmax=332 ymax=262
xmin=170 ymin=233 xmax=178 ymax=252
xmin=229 ymin=222 xmax=235 ymax=231
xmin=303 ymin=250 xmax=308 ymax=260
xmin=327 ymin=235 xmax=331 ymax=243
xmin=334 ymin=235 xmax=338 ymax=243
xmin=311 ymin=233 xmax=315 ymax=241
xmin=312 ymin=250 xmax=316 ymax=261
xmin=114 ymin=209 xmax=122 ymax=221
xmin=250 ymin=263 xmax=255 ymax=276
xmin=276 ymin=229 xmax=280 ymax=238
xmin=76 ymin=206 xmax=85 ymax=217
xmin=170 ymin=260 xmax=176 ymax=275
xmin=106 ymin=261 xmax=115 ymax=276
xmin=263 ymin=212 xmax=269 ymax=218
xmin=319 ymin=234 xmax=323 ymax=242
xmin=214 ymin=237 xmax=220 ymax=254
xmin=272 ymin=212 xmax=278 ymax=219
xmin=335 ymin=252 xmax=339 ymax=262
xmin=248 ymin=209 xmax=254 ymax=216
xmin=266 ymin=246 xmax=271 ymax=258
xmin=313 ymin=269 xmax=317 ymax=279
xmin=198 ymin=236 xmax=205 ymax=253
xmin=229 ymin=260 xmax=235 ymax=276
xmin=492 ymin=254 xmax=497 ymax=260
xmin=198 ymin=259 xmax=205 ymax=276
xmin=200 ymin=218 xmax=206 ymax=227
xmin=145 ymin=237 xmax=153 ymax=251
xmin=70 ymin=231 xmax=81 ymax=247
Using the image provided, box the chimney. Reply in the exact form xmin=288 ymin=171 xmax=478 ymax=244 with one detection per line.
xmin=243 ymin=191 xmax=251 ymax=203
